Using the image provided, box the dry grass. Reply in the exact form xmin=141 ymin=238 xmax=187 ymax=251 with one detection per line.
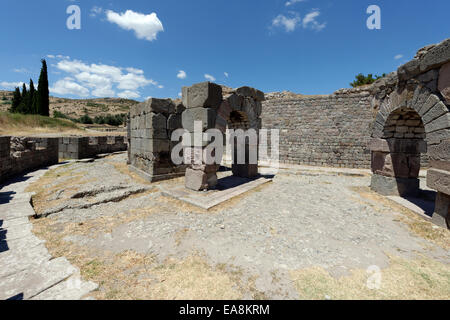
xmin=291 ymin=254 xmax=450 ymax=300
xmin=31 ymin=215 xmax=243 ymax=300
xmin=0 ymin=112 xmax=85 ymax=136
xmin=353 ymin=186 xmax=450 ymax=250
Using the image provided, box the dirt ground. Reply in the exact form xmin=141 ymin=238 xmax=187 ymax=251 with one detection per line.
xmin=28 ymin=153 xmax=450 ymax=300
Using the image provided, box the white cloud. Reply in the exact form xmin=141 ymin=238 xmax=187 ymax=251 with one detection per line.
xmin=90 ymin=6 xmax=103 ymax=17
xmin=272 ymin=13 xmax=301 ymax=32
xmin=50 ymin=78 xmax=90 ymax=97
xmin=13 ymin=68 xmax=29 ymax=73
xmin=178 ymin=92 xmax=182 ymax=97
xmin=177 ymin=70 xmax=187 ymax=79
xmin=106 ymin=10 xmax=164 ymax=42
xmin=47 ymin=54 xmax=55 ymax=59
xmin=302 ymin=10 xmax=326 ymax=31
xmin=285 ymin=0 xmax=306 ymax=7
xmin=51 ymin=57 xmax=159 ymax=98
xmin=118 ymin=90 xmax=140 ymax=99
xmin=204 ymin=74 xmax=216 ymax=81
xmin=0 ymin=81 xmax=26 ymax=89
xmin=394 ymin=54 xmax=403 ymax=60
xmin=224 ymin=72 xmax=229 ymax=78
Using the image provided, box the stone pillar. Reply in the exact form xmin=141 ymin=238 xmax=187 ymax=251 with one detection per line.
xmin=427 ymin=139 xmax=450 ymax=229
xmin=182 ymin=82 xmax=223 ymax=191
xmin=369 ymin=138 xmax=426 ymax=196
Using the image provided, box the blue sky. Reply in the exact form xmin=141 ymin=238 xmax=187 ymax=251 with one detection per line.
xmin=0 ymin=0 xmax=449 ymax=101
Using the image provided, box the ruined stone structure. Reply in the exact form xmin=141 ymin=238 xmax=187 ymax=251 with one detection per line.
xmin=125 ymin=39 xmax=449 ymax=228
xmin=0 ymin=136 xmax=59 ymax=183
xmin=261 ymin=88 xmax=373 ymax=168
xmin=128 ymin=98 xmax=187 ymax=182
xmin=58 ymin=136 xmax=127 ymax=160
xmin=369 ymin=38 xmax=450 ymax=228
xmin=181 ymin=82 xmax=264 ymax=190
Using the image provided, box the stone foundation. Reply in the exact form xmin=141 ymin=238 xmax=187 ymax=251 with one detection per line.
xmin=58 ymin=136 xmax=127 ymax=160
xmin=370 ymin=174 xmax=420 ymax=197
xmin=0 ymin=136 xmax=59 ymax=183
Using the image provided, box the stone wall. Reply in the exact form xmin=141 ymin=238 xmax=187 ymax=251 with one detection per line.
xmin=0 ymin=136 xmax=59 ymax=184
xmin=58 ymin=136 xmax=127 ymax=160
xmin=261 ymin=90 xmax=373 ymax=168
xmin=369 ymin=38 xmax=450 ymax=228
xmin=128 ymin=99 xmax=187 ymax=182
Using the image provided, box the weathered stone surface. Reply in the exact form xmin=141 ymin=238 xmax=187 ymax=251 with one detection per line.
xmin=182 ymin=82 xmax=223 ymax=109
xmin=167 ymin=114 xmax=182 ymax=131
xmin=419 ymin=38 xmax=450 ymax=73
xmin=141 ymin=98 xmax=175 ymax=116
xmin=428 ymin=139 xmax=450 ymax=162
xmin=145 ymin=112 xmax=167 ymax=130
xmin=424 ymin=112 xmax=450 ymax=133
xmin=236 ymin=86 xmax=265 ymax=101
xmin=397 ymin=60 xmax=421 ymax=81
xmin=422 ymin=101 xmax=449 ymax=124
xmin=368 ymin=138 xmax=426 ymax=154
xmin=185 ymin=168 xmax=217 ymax=191
xmin=226 ymin=93 xmax=244 ymax=111
xmin=232 ymin=164 xmax=258 ymax=178
xmin=427 ymin=168 xmax=450 ymax=195
xmin=426 ymin=128 xmax=450 ymax=145
xmin=182 ymin=108 xmax=217 ymax=132
xmin=431 ymin=192 xmax=449 ymax=229
xmin=370 ymin=174 xmax=419 ymax=197
xmin=438 ymin=62 xmax=450 ymax=103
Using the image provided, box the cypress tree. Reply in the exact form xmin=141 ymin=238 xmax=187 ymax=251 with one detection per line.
xmin=36 ymin=59 xmax=49 ymax=116
xmin=28 ymin=79 xmax=36 ymax=114
xmin=17 ymin=83 xmax=28 ymax=113
xmin=10 ymin=87 xmax=22 ymax=113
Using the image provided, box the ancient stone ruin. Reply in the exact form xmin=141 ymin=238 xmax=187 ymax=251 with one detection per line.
xmin=368 ymin=38 xmax=450 ymax=228
xmin=181 ymin=82 xmax=264 ymax=191
xmin=125 ymin=38 xmax=450 ymax=228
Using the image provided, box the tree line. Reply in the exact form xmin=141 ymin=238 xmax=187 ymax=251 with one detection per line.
xmin=10 ymin=59 xmax=50 ymax=116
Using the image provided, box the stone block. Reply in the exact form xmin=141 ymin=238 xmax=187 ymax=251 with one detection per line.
xmin=428 ymin=139 xmax=450 ymax=162
xmin=422 ymin=101 xmax=449 ymax=124
xmin=427 ymin=168 xmax=450 ymax=195
xmin=438 ymin=62 xmax=450 ymax=104
xmin=397 ymin=60 xmax=421 ymax=81
xmin=226 ymin=94 xmax=244 ymax=111
xmin=370 ymin=174 xmax=419 ymax=197
xmin=419 ymin=38 xmax=450 ymax=73
xmin=142 ymin=139 xmax=170 ymax=154
xmin=236 ymin=86 xmax=265 ymax=101
xmin=141 ymin=98 xmax=175 ymax=116
xmin=167 ymin=114 xmax=182 ymax=131
xmin=143 ymin=129 xmax=167 ymax=140
xmin=424 ymin=113 xmax=450 ymax=133
xmin=145 ymin=112 xmax=167 ymax=130
xmin=432 ymin=192 xmax=449 ymax=229
xmin=182 ymin=82 xmax=223 ymax=109
xmin=232 ymin=164 xmax=258 ymax=178
xmin=185 ymin=168 xmax=217 ymax=191
xmin=182 ymin=108 xmax=216 ymax=132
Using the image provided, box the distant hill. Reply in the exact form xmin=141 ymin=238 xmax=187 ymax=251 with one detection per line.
xmin=0 ymin=90 xmax=139 ymax=118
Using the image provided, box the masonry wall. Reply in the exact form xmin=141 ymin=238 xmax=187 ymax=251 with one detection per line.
xmin=261 ymin=91 xmax=374 ymax=168
xmin=58 ymin=136 xmax=127 ymax=160
xmin=0 ymin=136 xmax=59 ymax=183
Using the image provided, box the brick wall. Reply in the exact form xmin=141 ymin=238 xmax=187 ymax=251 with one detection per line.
xmin=0 ymin=136 xmax=59 ymax=183
xmin=261 ymin=91 xmax=374 ymax=168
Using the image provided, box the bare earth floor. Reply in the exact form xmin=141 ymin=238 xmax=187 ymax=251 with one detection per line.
xmin=20 ymin=153 xmax=450 ymax=299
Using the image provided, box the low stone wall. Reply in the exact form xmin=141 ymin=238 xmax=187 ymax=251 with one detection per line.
xmin=58 ymin=136 xmax=127 ymax=160
xmin=0 ymin=136 xmax=59 ymax=183
xmin=261 ymin=90 xmax=373 ymax=168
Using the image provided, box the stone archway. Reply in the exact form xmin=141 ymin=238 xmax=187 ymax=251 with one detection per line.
xmin=370 ymin=84 xmax=450 ymax=228
xmin=181 ymin=82 xmax=263 ymax=191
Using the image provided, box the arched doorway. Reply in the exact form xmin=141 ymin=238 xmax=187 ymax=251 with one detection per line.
xmin=370 ymin=85 xmax=450 ymax=228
